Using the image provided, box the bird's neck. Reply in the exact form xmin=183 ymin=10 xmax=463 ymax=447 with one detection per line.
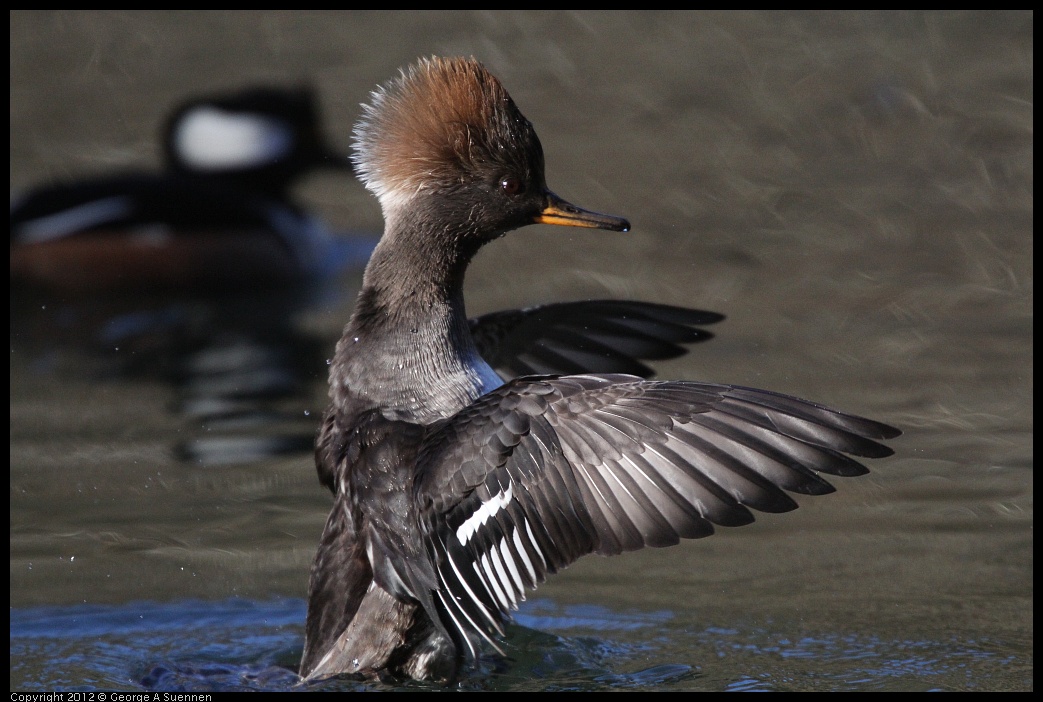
xmin=330 ymin=218 xmax=502 ymax=424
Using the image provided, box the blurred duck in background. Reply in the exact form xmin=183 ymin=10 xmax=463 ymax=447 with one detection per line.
xmin=11 ymin=86 xmax=364 ymax=293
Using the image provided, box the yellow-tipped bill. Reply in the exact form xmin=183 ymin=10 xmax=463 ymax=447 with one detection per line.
xmin=535 ymin=191 xmax=630 ymax=232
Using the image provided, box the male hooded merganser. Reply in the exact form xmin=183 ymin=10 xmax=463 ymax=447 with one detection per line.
xmin=300 ymin=57 xmax=900 ymax=684
xmin=11 ymin=86 xmax=354 ymax=293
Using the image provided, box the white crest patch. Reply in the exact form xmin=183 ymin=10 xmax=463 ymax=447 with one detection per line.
xmin=174 ymin=106 xmax=294 ymax=171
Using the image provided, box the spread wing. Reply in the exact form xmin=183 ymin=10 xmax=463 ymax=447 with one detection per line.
xmin=469 ymin=301 xmax=723 ymax=379
xmin=412 ymin=374 xmax=899 ymax=659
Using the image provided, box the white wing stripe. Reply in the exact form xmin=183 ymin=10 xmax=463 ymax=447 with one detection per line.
xmin=489 ymin=542 xmax=519 ymax=608
xmin=472 ymin=560 xmax=500 ymax=608
xmin=523 ymin=519 xmax=547 ymax=571
xmin=16 ymin=196 xmax=134 ymax=244
xmin=444 ymin=546 xmax=502 ymax=632
xmin=456 ymin=482 xmax=514 ymax=545
xmin=436 ymin=564 xmax=504 ymax=654
xmin=481 ymin=553 xmax=511 ymax=611
xmin=436 ymin=589 xmax=478 ymax=661
xmin=512 ymin=525 xmax=537 ymax=583
xmin=499 ymin=535 xmax=525 ymax=597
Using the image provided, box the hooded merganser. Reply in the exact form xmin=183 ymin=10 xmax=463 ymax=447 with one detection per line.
xmin=301 ymin=57 xmax=900 ymax=684
xmin=11 ymin=86 xmax=355 ymax=293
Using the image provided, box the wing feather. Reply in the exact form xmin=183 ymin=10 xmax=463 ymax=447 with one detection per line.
xmin=411 ymin=374 xmax=898 ymax=659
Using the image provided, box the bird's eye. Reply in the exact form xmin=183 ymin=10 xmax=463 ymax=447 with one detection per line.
xmin=500 ymin=176 xmax=523 ymax=195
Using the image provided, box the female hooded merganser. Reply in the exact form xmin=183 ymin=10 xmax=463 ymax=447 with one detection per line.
xmin=11 ymin=86 xmax=354 ymax=293
xmin=301 ymin=57 xmax=900 ymax=683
